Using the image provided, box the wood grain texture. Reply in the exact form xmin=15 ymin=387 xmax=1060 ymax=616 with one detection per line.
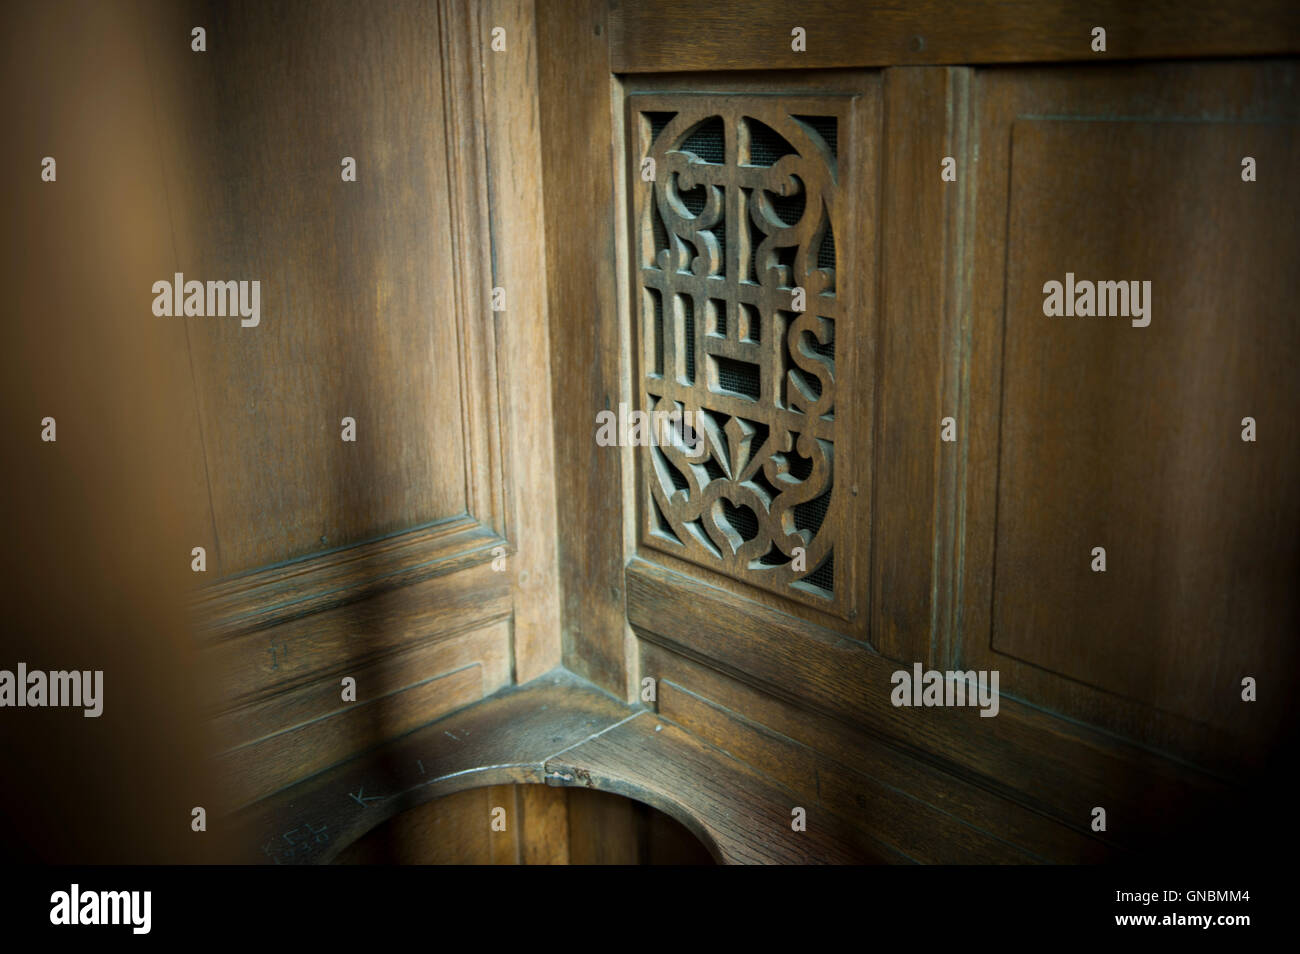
xmin=336 ymin=783 xmax=711 ymax=864
xmin=626 ymin=556 xmax=1235 ymax=855
xmin=333 ymin=786 xmax=512 ymax=864
xmin=193 ymin=515 xmax=504 ymax=639
xmin=548 ymin=711 xmax=879 ymax=863
xmin=518 ymin=783 xmax=571 ymax=864
xmin=160 ymin=0 xmax=473 ymax=576
xmin=212 ymin=620 xmax=512 ymax=809
xmin=872 ymin=66 xmax=970 ymax=664
xmin=203 ymin=559 xmax=511 ymax=713
xmin=616 ymin=70 xmax=883 ymax=646
xmin=217 ymin=663 xmax=486 ymax=809
xmin=643 ymin=642 xmax=1108 ymax=863
xmin=564 ymin=785 xmax=643 ymax=864
xmin=439 ymin=0 xmax=510 ymax=538
xmin=213 ymin=623 xmax=510 ymax=754
xmin=961 ymin=59 xmax=1300 ymax=766
xmin=480 ymin=0 xmax=564 ymax=682
xmin=609 ymin=0 xmax=1300 ymax=73
xmin=226 ymin=670 xmax=633 ymax=863
xmin=228 ymin=668 xmax=869 ymax=864
xmin=564 ymin=786 xmax=715 ymax=864
xmin=537 ymin=0 xmax=630 ymax=695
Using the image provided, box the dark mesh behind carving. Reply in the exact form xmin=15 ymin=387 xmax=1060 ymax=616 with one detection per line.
xmin=715 ymin=356 xmax=760 ymax=400
xmin=794 ymin=491 xmax=830 ymax=534
xmin=680 ymin=117 xmax=725 ymax=163
xmin=679 ymin=186 xmax=725 ymax=274
xmin=649 ymin=288 xmax=663 ymax=375
xmin=713 ymin=215 xmax=726 ymax=272
xmin=809 ymin=322 xmax=834 ymax=360
xmin=657 ymin=443 xmax=689 ymax=491
xmin=651 ymin=495 xmax=681 ymax=544
xmin=747 ymin=199 xmax=766 ymax=282
xmin=681 ymin=294 xmax=695 ymax=383
xmin=803 ymin=552 xmax=834 ymax=593
xmin=645 ymin=111 xmax=676 ymax=145
xmin=636 ymin=101 xmax=842 ymax=610
xmin=681 ymin=185 xmax=706 ymax=216
xmin=651 ymin=198 xmax=669 ymax=256
xmin=793 ymin=115 xmax=837 ymax=159
xmin=786 ymin=449 xmax=813 ymax=481
xmin=818 ymin=221 xmax=835 ymax=270
xmin=748 ymin=465 xmax=781 ymax=503
xmin=744 ymin=118 xmax=795 ymax=166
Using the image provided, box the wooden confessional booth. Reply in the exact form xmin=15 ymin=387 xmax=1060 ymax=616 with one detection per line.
xmin=124 ymin=1 xmax=1294 ymax=863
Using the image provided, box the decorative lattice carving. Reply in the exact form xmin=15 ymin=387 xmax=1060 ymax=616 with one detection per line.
xmin=632 ymin=97 xmax=846 ymax=605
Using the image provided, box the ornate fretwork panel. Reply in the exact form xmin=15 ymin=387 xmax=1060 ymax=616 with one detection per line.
xmin=628 ymin=93 xmax=864 ymax=616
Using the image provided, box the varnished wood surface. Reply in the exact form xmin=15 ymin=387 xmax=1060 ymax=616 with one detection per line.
xmin=609 ymin=0 xmax=1300 ymax=73
xmin=481 ymin=0 xmax=565 ymax=682
xmin=626 ymin=556 xmax=1235 ymax=854
xmin=227 ymin=668 xmax=886 ymax=864
xmin=179 ymin=0 xmax=565 ymax=831
xmin=336 ymin=784 xmax=713 ymax=864
xmin=642 ymin=642 xmax=1107 ymax=863
xmin=549 ymin=710 xmax=879 ymax=863
xmin=333 ymin=785 xmax=523 ymax=864
xmin=538 ymin=0 xmax=631 ymax=696
xmin=158 ymin=0 xmax=471 ymax=576
xmin=225 ymin=670 xmax=633 ymax=863
xmin=192 ymin=516 xmax=504 ymax=640
xmin=961 ymin=59 xmax=1300 ymax=762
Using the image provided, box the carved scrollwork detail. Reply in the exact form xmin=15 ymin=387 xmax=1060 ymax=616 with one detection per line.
xmin=634 ymin=99 xmax=848 ymax=605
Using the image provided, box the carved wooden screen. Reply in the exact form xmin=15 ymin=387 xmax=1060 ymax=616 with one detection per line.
xmin=626 ymin=88 xmax=874 ymax=627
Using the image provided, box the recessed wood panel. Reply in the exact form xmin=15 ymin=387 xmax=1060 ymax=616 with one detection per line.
xmin=992 ymin=118 xmax=1300 ymax=723
xmin=963 ymin=60 xmax=1300 ymax=763
xmin=161 ymin=0 xmax=468 ymax=575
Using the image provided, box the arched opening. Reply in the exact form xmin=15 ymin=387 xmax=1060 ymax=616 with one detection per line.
xmin=333 ymin=783 xmax=716 ymax=865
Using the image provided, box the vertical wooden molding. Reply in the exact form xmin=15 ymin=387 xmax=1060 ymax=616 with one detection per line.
xmin=538 ymin=0 xmax=628 ymax=694
xmin=873 ymin=68 xmax=943 ymax=663
xmin=480 ymin=0 xmax=563 ymax=681
xmin=439 ymin=0 xmax=509 ymax=539
xmin=937 ymin=67 xmax=974 ymax=672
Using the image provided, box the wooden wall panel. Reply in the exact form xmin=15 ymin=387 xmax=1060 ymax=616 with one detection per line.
xmin=162 ymin=0 xmax=560 ymax=824
xmin=481 ymin=0 xmax=563 ymax=681
xmin=213 ymin=620 xmax=511 ymax=808
xmin=626 ymin=557 xmax=1235 ymax=854
xmin=994 ymin=119 xmax=1299 ymax=721
xmin=962 ymin=59 xmax=1300 ymax=765
xmin=160 ymin=0 xmax=469 ymax=576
